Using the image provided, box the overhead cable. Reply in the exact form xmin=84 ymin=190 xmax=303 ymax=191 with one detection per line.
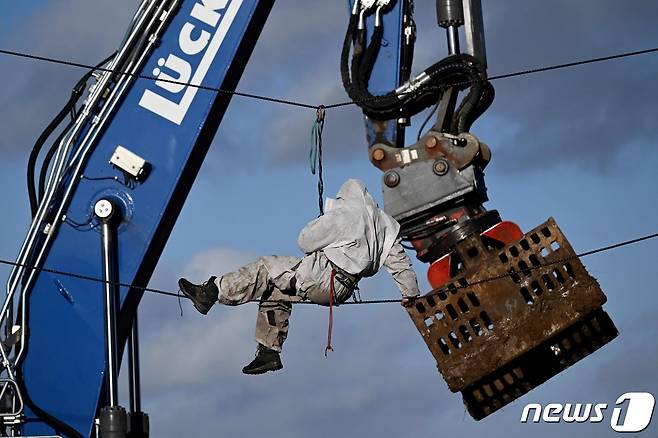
xmin=0 ymin=231 xmax=655 ymax=306
xmin=1 ymin=46 xmax=658 ymax=111
xmin=0 ymin=48 xmax=317 ymax=110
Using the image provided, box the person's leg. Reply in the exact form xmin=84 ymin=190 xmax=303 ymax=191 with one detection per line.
xmin=179 ymin=255 xmax=300 ymax=314
xmin=254 ymin=286 xmax=299 ymax=352
xmin=217 ymin=255 xmax=300 ymax=305
xmin=215 ymin=258 xmax=270 ymax=305
xmin=218 ymin=256 xmax=300 ymax=353
xmin=242 ymin=287 xmax=296 ymax=375
xmin=217 ymin=256 xmax=300 ymax=375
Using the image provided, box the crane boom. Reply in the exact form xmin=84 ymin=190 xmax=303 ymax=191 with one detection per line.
xmin=2 ymin=1 xmax=273 ymax=436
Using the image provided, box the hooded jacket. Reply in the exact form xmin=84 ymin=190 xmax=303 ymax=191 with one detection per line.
xmin=297 ymin=179 xmax=420 ymax=297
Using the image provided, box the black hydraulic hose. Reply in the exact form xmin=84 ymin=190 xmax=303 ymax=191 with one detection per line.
xmin=475 ymin=81 xmax=496 ymax=122
xmin=340 ymin=13 xmax=398 ymax=114
xmin=423 ymin=56 xmax=482 ymax=115
xmin=449 ymin=62 xmax=484 ymax=132
xmin=340 ymin=13 xmax=360 ymax=102
xmin=27 ymin=52 xmax=117 ymax=217
xmin=356 ymin=55 xmax=485 ymax=122
xmin=350 ymin=27 xmax=367 ymax=100
xmin=407 ymin=59 xmax=486 ymax=127
xmin=454 ymin=84 xmax=481 ymax=133
xmin=459 ymin=80 xmax=495 ymax=133
xmin=339 ymin=12 xmax=494 ymax=129
xmin=357 ymin=25 xmax=384 ymax=98
xmin=26 ymin=96 xmax=76 ymax=217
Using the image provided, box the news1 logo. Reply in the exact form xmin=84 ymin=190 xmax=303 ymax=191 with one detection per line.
xmin=520 ymin=392 xmax=655 ymax=432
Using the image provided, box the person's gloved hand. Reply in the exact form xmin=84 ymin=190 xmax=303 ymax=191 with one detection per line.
xmin=401 ymin=295 xmax=419 ymax=308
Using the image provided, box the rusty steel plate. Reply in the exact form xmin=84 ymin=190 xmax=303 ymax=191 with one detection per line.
xmin=406 ymin=218 xmax=618 ymax=420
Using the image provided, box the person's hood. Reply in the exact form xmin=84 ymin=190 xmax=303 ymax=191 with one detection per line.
xmin=324 ymin=179 xmax=376 ymax=212
xmin=301 ymin=178 xmax=401 ymax=276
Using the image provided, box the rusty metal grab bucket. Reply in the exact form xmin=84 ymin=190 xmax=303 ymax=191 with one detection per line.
xmin=406 ymin=218 xmax=618 ymax=419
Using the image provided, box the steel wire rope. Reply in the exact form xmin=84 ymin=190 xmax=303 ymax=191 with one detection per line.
xmin=0 ymin=231 xmax=655 ymax=306
xmin=1 ymin=46 xmax=658 ymax=111
xmin=0 ymin=48 xmax=317 ymax=110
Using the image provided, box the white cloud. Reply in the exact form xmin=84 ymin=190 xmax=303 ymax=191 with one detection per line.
xmin=139 ymin=246 xmax=258 ymax=393
xmin=140 ymin=304 xmax=256 ymax=392
xmin=183 ymin=247 xmax=258 ymax=281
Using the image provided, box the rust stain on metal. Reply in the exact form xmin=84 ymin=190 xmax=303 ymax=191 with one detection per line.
xmin=407 ymin=218 xmax=618 ymax=420
xmin=425 ymin=136 xmax=438 ymax=149
xmin=372 ymin=148 xmax=386 ymax=161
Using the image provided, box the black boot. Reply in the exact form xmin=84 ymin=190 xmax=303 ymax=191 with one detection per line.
xmin=242 ymin=344 xmax=283 ymax=375
xmin=178 ymin=276 xmax=219 ymax=315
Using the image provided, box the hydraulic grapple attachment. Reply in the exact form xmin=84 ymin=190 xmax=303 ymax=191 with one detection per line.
xmin=344 ymin=0 xmax=619 ymax=421
xmin=405 ymin=218 xmax=618 ymax=419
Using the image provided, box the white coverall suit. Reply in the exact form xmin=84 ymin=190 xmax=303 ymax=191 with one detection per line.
xmin=214 ymin=179 xmax=420 ymax=352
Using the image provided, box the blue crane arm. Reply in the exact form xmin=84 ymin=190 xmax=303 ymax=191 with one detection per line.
xmin=9 ymin=1 xmax=273 ymax=436
xmin=347 ymin=0 xmax=408 ymax=148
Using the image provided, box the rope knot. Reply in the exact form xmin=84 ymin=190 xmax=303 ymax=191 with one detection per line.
xmin=315 ymin=104 xmax=326 ymax=122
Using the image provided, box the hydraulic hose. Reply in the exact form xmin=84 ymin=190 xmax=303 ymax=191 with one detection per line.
xmin=26 ymin=52 xmax=116 ymax=217
xmin=356 ymin=54 xmax=487 ymax=123
xmin=350 ymin=27 xmax=367 ymax=99
xmin=341 ymin=13 xmax=493 ymax=131
xmin=356 ymin=25 xmax=384 ymax=98
xmin=454 ymin=80 xmax=494 ymax=133
xmin=26 ymin=96 xmax=76 ymax=217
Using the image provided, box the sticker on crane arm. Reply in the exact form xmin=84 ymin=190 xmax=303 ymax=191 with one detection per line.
xmin=138 ymin=0 xmax=243 ymax=125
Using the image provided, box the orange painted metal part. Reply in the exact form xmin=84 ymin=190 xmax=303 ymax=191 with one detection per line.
xmin=427 ymin=221 xmax=524 ymax=289
xmin=481 ymin=220 xmax=523 ymax=245
xmin=428 ymin=254 xmax=451 ymax=289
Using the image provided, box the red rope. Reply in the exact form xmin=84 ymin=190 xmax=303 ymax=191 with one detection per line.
xmin=325 ymin=269 xmax=336 ymax=357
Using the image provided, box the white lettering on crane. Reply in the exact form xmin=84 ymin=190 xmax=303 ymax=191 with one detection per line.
xmin=138 ymin=0 xmax=242 ymax=125
xmin=191 ymin=0 xmax=229 ymax=27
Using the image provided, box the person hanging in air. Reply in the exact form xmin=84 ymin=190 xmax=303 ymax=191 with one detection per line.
xmin=178 ymin=179 xmax=420 ymax=374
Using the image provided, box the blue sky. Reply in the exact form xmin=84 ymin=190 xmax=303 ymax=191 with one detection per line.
xmin=1 ymin=1 xmax=657 ymax=437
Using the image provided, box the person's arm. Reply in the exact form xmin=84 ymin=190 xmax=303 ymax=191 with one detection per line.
xmin=383 ymin=238 xmax=420 ymax=298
